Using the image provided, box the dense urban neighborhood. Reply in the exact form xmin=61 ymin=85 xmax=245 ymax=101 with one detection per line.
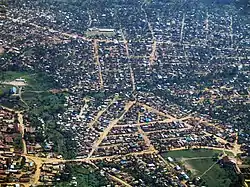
xmin=0 ymin=0 xmax=250 ymax=186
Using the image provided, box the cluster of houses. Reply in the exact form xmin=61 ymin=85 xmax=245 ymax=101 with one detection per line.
xmin=185 ymin=118 xmax=237 ymax=143
xmin=0 ymin=108 xmax=20 ymax=153
xmin=94 ymin=153 xmax=192 ymax=187
xmin=23 ymin=114 xmax=44 ymax=155
xmin=141 ymin=121 xmax=187 ymax=132
xmin=95 ymin=133 xmax=147 ymax=157
xmin=40 ymin=162 xmax=65 ymax=184
xmin=0 ymin=152 xmax=35 ymax=184
xmin=0 ymin=0 xmax=249 ymax=186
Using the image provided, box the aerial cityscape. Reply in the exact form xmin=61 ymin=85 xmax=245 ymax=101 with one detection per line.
xmin=0 ymin=0 xmax=250 ymax=186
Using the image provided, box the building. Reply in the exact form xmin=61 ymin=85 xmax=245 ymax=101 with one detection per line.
xmin=10 ymin=87 xmax=17 ymax=94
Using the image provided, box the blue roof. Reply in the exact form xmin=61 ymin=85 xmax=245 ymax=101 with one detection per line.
xmin=121 ymin=160 xmax=127 ymax=164
xmin=11 ymin=87 xmax=17 ymax=93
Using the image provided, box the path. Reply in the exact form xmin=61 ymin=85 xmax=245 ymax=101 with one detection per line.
xmin=17 ymin=112 xmax=27 ymax=155
xmin=108 ymin=174 xmax=133 ymax=187
xmin=8 ymin=16 xmax=250 ymax=54
xmin=138 ymin=123 xmax=156 ymax=152
xmin=181 ymin=156 xmax=213 ymax=161
xmin=141 ymin=6 xmax=156 ymax=66
xmin=120 ymin=27 xmax=136 ymax=91
xmin=205 ymin=11 xmax=209 ymax=43
xmin=198 ymin=119 xmax=243 ymax=156
xmin=93 ymin=39 xmax=104 ymax=89
xmin=87 ymin=10 xmax=92 ymax=28
xmin=136 ymin=111 xmax=156 ymax=151
xmin=180 ymin=13 xmax=185 ymax=43
xmin=78 ymin=97 xmax=89 ymax=119
xmin=138 ymin=103 xmax=175 ymax=120
xmin=87 ymin=95 xmax=118 ymax=128
xmin=130 ymin=66 xmax=136 ymax=91
xmin=19 ymin=86 xmax=29 ymax=109
xmin=230 ymin=15 xmax=233 ymax=47
xmin=170 ymin=146 xmax=237 ymax=155
xmin=87 ymin=101 xmax=135 ymax=159
xmin=199 ymin=161 xmax=217 ymax=178
xmin=149 ymin=40 xmax=157 ymax=66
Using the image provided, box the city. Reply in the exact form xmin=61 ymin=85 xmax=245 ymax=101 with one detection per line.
xmin=0 ymin=0 xmax=250 ymax=186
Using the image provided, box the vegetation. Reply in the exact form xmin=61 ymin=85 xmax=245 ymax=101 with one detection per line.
xmin=188 ymin=159 xmax=241 ymax=187
xmin=0 ymin=71 xmax=59 ymax=91
xmin=0 ymin=0 xmax=7 ymax=14
xmin=13 ymin=134 xmax=23 ymax=151
xmin=55 ymin=164 xmax=109 ymax=187
xmin=163 ymin=149 xmax=242 ymax=187
xmin=0 ymin=70 xmax=76 ymax=158
xmin=162 ymin=149 xmax=232 ymax=158
xmin=26 ymin=91 xmax=76 ymax=159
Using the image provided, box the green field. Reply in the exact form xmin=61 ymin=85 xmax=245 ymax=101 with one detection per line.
xmin=162 ymin=149 xmax=237 ymax=187
xmin=163 ymin=149 xmax=227 ymax=159
xmin=0 ymin=71 xmax=30 ymax=81
xmin=0 ymin=71 xmax=60 ymax=110
xmin=187 ymin=158 xmax=233 ymax=187
xmin=0 ymin=71 xmax=58 ymax=91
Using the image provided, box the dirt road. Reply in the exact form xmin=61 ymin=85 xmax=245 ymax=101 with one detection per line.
xmin=87 ymin=101 xmax=136 ymax=159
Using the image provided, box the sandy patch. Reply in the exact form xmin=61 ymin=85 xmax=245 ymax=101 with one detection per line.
xmin=2 ymin=81 xmax=27 ymax=87
xmin=0 ymin=46 xmax=4 ymax=54
xmin=183 ymin=161 xmax=198 ymax=175
xmin=179 ymin=158 xmax=198 ymax=175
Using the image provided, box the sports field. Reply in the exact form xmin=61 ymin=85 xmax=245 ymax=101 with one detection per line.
xmin=162 ymin=149 xmax=234 ymax=187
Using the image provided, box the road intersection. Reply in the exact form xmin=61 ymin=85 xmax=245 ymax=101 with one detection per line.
xmin=2 ymin=97 xmax=241 ymax=186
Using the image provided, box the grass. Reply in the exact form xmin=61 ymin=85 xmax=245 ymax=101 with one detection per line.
xmin=162 ymin=149 xmax=235 ymax=187
xmin=0 ymin=71 xmax=59 ymax=110
xmin=0 ymin=71 xmax=30 ymax=81
xmin=0 ymin=71 xmax=59 ymax=91
xmin=187 ymin=159 xmax=232 ymax=187
xmin=163 ymin=148 xmax=233 ymax=159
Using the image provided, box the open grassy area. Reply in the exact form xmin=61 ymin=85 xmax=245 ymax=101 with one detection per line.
xmin=162 ymin=149 xmax=236 ymax=187
xmin=0 ymin=71 xmax=58 ymax=91
xmin=187 ymin=159 xmax=232 ymax=187
xmin=0 ymin=71 xmax=60 ymax=110
xmin=0 ymin=71 xmax=30 ymax=81
xmin=163 ymin=149 xmax=227 ymax=159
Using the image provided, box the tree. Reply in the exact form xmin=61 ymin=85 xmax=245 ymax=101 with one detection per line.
xmin=212 ymin=153 xmax=220 ymax=161
xmin=14 ymin=134 xmax=23 ymax=150
xmin=21 ymin=156 xmax=26 ymax=167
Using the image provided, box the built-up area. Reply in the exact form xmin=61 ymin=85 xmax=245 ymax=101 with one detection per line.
xmin=0 ymin=0 xmax=249 ymax=186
